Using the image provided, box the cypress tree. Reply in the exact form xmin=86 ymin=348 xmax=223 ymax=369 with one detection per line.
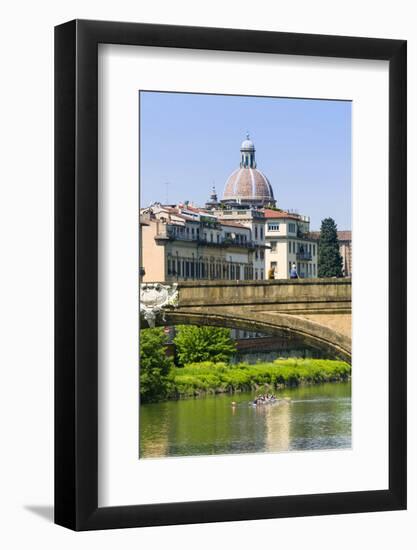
xmin=317 ymin=218 xmax=344 ymax=278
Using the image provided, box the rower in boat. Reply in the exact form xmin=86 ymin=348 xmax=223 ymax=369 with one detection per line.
xmin=252 ymin=393 xmax=278 ymax=405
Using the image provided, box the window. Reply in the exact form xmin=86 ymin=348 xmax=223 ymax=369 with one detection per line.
xmin=260 ymin=250 xmax=264 ymax=260
xmin=313 ymin=244 xmax=316 ymax=255
xmin=270 ymin=261 xmax=277 ymax=269
xmin=260 ymin=227 xmax=264 ymax=239
xmin=260 ymin=270 xmax=264 ymax=279
xmin=255 ymin=226 xmax=258 ymax=239
xmin=288 ymin=223 xmax=296 ymax=233
xmin=268 ymin=223 xmax=279 ymax=232
xmin=270 ymin=241 xmax=277 ymax=252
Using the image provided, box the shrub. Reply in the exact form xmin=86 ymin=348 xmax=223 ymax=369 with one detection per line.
xmin=174 ymin=326 xmax=236 ymax=366
xmin=139 ymin=327 xmax=173 ymax=403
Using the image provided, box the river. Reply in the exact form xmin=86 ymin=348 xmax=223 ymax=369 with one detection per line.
xmin=139 ymin=381 xmax=351 ymax=458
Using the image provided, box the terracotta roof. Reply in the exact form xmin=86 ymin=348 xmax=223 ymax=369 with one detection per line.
xmin=180 ymin=204 xmax=210 ymax=214
xmin=309 ymin=230 xmax=351 ymax=242
xmin=161 ymin=208 xmax=199 ymax=222
xmin=337 ymin=230 xmax=352 ymax=242
xmin=263 ymin=209 xmax=301 ymax=220
xmin=220 ymin=220 xmax=250 ymax=230
xmin=167 ymin=213 xmax=188 ymax=221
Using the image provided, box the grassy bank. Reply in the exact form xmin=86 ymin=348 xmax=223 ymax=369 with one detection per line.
xmin=162 ymin=358 xmax=351 ymax=400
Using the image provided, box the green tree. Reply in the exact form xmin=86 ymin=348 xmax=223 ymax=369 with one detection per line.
xmin=174 ymin=325 xmax=236 ymax=366
xmin=317 ymin=217 xmax=344 ymax=278
xmin=140 ymin=327 xmax=173 ymax=403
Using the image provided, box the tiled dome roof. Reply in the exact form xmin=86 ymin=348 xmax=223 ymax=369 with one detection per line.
xmin=223 ymin=168 xmax=275 ymax=206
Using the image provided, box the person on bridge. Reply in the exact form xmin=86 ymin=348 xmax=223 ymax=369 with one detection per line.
xmin=290 ymin=262 xmax=299 ymax=279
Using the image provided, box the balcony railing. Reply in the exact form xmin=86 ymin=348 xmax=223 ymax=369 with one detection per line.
xmin=160 ymin=230 xmax=256 ymax=249
xmin=296 ymin=251 xmax=312 ymax=261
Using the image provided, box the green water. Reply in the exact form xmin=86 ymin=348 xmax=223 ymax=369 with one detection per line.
xmin=139 ymin=382 xmax=351 ymax=458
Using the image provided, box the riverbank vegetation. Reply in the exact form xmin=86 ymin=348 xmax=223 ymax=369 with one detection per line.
xmin=140 ymin=328 xmax=351 ymax=403
xmin=139 ymin=327 xmax=173 ymax=402
xmin=167 ymin=359 xmax=351 ymax=399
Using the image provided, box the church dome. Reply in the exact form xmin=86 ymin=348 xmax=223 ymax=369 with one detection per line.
xmin=222 ymin=134 xmax=276 ymax=207
xmin=223 ymin=168 xmax=274 ymax=206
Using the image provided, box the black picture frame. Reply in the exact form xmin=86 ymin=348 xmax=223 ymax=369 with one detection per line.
xmin=55 ymin=19 xmax=407 ymax=531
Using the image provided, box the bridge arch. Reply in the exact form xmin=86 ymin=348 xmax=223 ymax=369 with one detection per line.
xmin=158 ymin=309 xmax=351 ymax=363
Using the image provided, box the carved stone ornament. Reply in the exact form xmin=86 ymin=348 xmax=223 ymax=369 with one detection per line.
xmin=140 ymin=283 xmax=179 ymax=328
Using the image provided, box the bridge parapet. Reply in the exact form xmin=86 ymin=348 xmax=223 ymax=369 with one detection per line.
xmin=173 ymin=278 xmax=351 ymax=309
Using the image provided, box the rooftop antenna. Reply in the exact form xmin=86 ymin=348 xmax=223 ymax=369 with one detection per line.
xmin=164 ymin=181 xmax=171 ymax=204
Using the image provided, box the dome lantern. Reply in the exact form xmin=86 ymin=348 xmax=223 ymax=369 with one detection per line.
xmin=240 ymin=133 xmax=256 ymax=168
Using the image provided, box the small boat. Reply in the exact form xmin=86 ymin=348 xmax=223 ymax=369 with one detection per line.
xmin=252 ymin=395 xmax=278 ymax=406
xmin=251 ymin=395 xmax=292 ymax=406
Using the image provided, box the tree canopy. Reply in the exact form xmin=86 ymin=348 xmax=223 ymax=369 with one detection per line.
xmin=174 ymin=325 xmax=236 ymax=366
xmin=317 ymin=217 xmax=344 ymax=278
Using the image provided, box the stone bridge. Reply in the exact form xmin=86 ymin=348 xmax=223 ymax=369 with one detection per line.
xmin=141 ymin=279 xmax=352 ymax=363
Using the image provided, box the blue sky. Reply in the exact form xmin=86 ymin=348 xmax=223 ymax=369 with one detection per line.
xmin=140 ymin=91 xmax=351 ymax=231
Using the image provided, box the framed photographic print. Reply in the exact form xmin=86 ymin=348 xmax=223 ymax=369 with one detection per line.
xmin=55 ymin=20 xmax=407 ymax=530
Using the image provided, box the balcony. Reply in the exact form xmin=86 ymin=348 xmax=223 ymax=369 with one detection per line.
xmin=160 ymin=229 xmax=256 ymax=250
xmin=296 ymin=251 xmax=312 ymax=261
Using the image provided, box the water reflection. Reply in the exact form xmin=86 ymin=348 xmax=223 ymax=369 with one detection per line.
xmin=262 ymin=399 xmax=291 ymax=453
xmin=139 ymin=382 xmax=351 ymax=458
